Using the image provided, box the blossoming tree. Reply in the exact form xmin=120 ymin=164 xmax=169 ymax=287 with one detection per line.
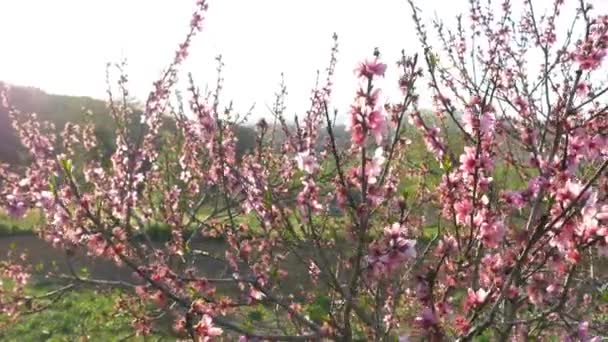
xmin=2 ymin=0 xmax=608 ymax=340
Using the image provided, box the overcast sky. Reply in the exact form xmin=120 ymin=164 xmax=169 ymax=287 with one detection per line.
xmin=1 ymin=0 xmax=606 ymax=121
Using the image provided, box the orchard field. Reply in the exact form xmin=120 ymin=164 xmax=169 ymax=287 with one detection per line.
xmin=2 ymin=0 xmax=608 ymax=341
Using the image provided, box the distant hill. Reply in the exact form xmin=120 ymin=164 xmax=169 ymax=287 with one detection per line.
xmin=0 ymin=83 xmax=115 ymax=164
xmin=1 ymin=83 xmax=462 ymax=168
xmin=0 ymin=83 xmax=262 ymax=165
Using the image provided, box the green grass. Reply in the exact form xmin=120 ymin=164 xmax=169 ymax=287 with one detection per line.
xmin=0 ymin=207 xmax=218 ymax=242
xmin=0 ymin=210 xmax=43 ymax=237
xmin=0 ymin=282 xmax=161 ymax=341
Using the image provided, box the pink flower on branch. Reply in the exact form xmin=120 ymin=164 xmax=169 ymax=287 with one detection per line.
xmin=366 ymin=223 xmax=417 ymax=278
xmin=355 ymin=58 xmax=387 ymax=79
xmin=295 ymin=151 xmax=318 ymax=174
xmin=464 ymin=288 xmax=489 ymax=310
xmin=194 ymin=314 xmax=223 ymax=341
xmin=347 ymin=56 xmax=388 ymax=146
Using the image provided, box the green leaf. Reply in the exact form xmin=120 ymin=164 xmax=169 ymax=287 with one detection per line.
xmin=315 ymin=294 xmax=331 ymax=312
xmin=49 ymin=175 xmax=57 ymax=193
xmin=242 ymin=320 xmax=255 ymax=334
xmin=60 ymin=158 xmax=73 ymax=176
xmin=601 ymin=288 xmax=608 ymax=303
xmin=423 ymin=225 xmax=439 ymax=239
xmin=306 ymin=294 xmax=331 ymax=323
xmin=270 ymin=267 xmax=279 ymax=279
xmin=247 ymin=308 xmax=265 ymax=322
xmin=474 ymin=330 xmax=494 ymax=342
xmin=428 ymin=51 xmax=440 ymax=69
xmin=441 ymin=154 xmax=452 ymax=172
xmin=79 ymin=267 xmax=90 ymax=278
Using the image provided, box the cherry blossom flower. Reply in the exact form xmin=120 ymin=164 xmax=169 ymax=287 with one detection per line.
xmin=194 ymin=314 xmax=223 ymax=340
xmin=465 ymin=288 xmax=489 ymax=310
xmin=355 ymin=58 xmax=387 ymax=79
xmin=295 ymin=151 xmax=318 ymax=174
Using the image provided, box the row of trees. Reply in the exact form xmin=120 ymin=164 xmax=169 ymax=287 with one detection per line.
xmin=0 ymin=85 xmax=270 ymax=166
xmin=1 ymin=0 xmax=608 ymax=340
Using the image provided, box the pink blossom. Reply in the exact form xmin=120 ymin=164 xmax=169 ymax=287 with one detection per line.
xmin=350 ymin=123 xmax=365 ymax=146
xmin=296 ymin=178 xmax=323 ymax=213
xmin=194 ymin=314 xmax=223 ymax=340
xmin=347 ymin=63 xmax=387 ymax=146
xmin=421 ymin=127 xmax=446 ymax=158
xmin=479 ymin=111 xmax=496 ymax=134
xmin=355 ymin=58 xmax=387 ymax=79
xmin=436 ymin=235 xmax=458 ymax=256
xmin=556 ymin=180 xmax=588 ymax=204
xmin=395 ymin=238 xmax=417 ymax=260
xmin=454 ymin=315 xmax=470 ymax=335
xmin=248 ymin=286 xmax=266 ymax=302
xmin=565 ymin=249 xmax=581 ymax=264
xmin=150 ymin=290 xmax=167 ymax=307
xmin=366 ymin=223 xmax=417 ymax=278
xmin=308 ymin=260 xmax=321 ymax=283
xmin=367 ymin=147 xmax=385 ymax=185
xmin=454 ymin=198 xmax=473 ymax=225
xmin=87 ymin=234 xmax=107 ymax=257
xmin=459 ymin=146 xmax=477 ymax=174
xmin=463 ymin=109 xmax=495 ymax=135
xmin=36 ymin=191 xmax=54 ymax=209
xmin=527 ymin=176 xmax=547 ymax=196
xmin=575 ymin=48 xmax=607 ymax=70
xmin=587 ymin=134 xmax=607 ymax=158
xmin=5 ymin=191 xmax=28 ymax=218
xmin=597 ymin=205 xmax=608 ymax=220
xmin=513 ymin=96 xmax=530 ymax=116
xmin=132 ymin=318 xmax=152 ymax=336
xmin=576 ymin=321 xmax=602 ymax=342
xmin=479 ymin=219 xmax=505 ymax=248
xmin=112 ymin=226 xmax=127 ymax=241
xmin=502 ymin=191 xmax=525 ymax=210
xmin=366 ymin=106 xmax=386 ymax=144
xmin=384 ymin=222 xmax=403 ymax=238
xmin=295 ymin=151 xmax=318 ymax=174
xmin=462 ymin=111 xmax=475 ymax=134
xmin=576 ymin=82 xmax=591 ymax=96
xmin=465 ymin=288 xmax=489 ymax=310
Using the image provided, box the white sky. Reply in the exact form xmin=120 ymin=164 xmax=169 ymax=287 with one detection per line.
xmin=1 ymin=0 xmax=606 ymax=122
